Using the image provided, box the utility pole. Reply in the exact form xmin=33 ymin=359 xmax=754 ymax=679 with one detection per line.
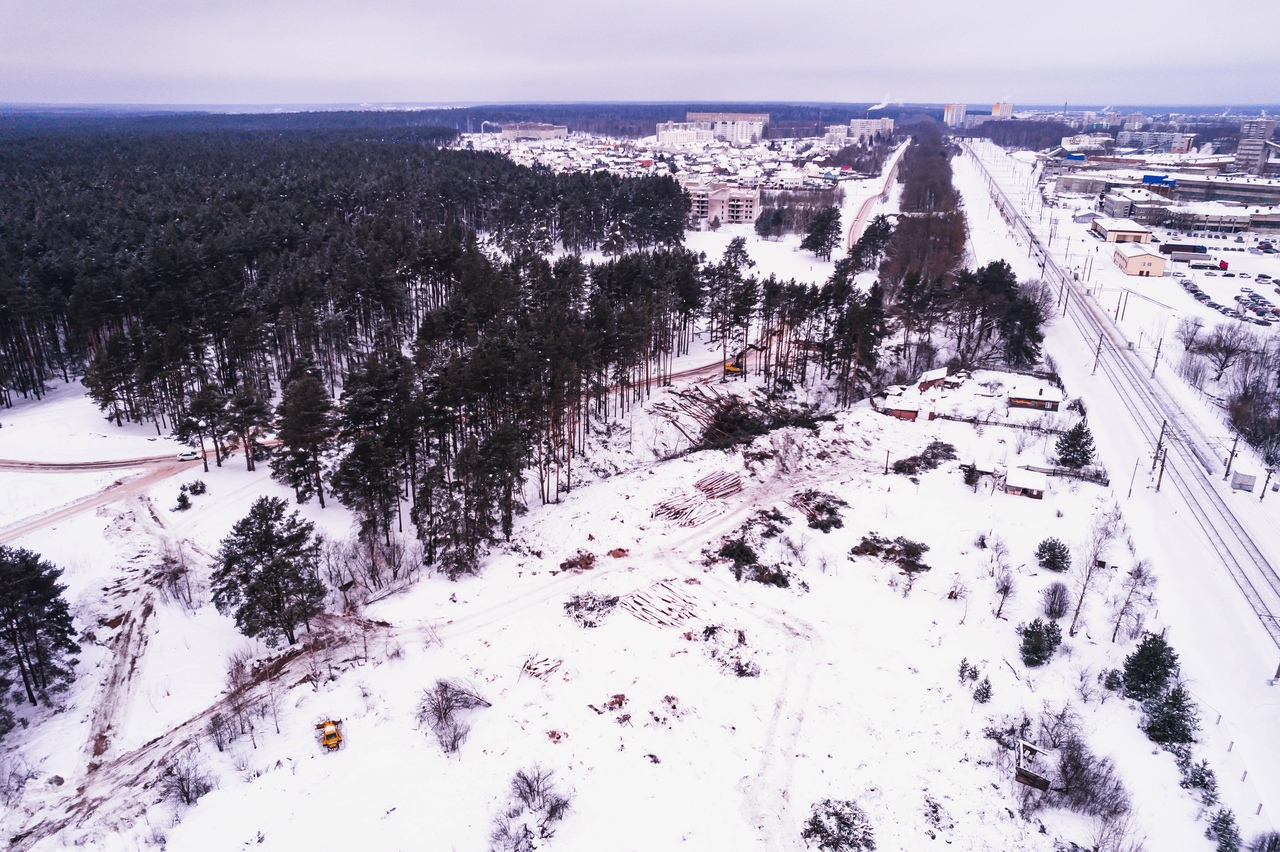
xmin=1156 ymin=448 xmax=1168 ymax=492
xmin=1128 ymin=457 xmax=1141 ymax=499
xmin=1151 ymin=338 xmax=1163 ymax=377
xmin=1262 ymin=469 xmax=1275 ymax=501
xmin=1092 ymin=334 xmax=1104 ymax=375
xmin=1152 ymin=420 xmax=1167 ymax=471
xmin=1224 ymin=433 xmax=1240 ymax=482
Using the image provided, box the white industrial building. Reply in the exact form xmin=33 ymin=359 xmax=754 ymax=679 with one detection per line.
xmin=500 ymin=122 xmax=568 ymax=141
xmin=656 ymin=122 xmax=716 ymax=146
xmin=944 ymin=104 xmax=967 ymax=127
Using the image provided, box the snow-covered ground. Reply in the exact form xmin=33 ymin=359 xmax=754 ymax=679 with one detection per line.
xmin=2 ymin=150 xmax=1276 ymax=852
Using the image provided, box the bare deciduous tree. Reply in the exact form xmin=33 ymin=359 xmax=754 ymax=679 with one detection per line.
xmin=1070 ymin=506 xmax=1122 ymax=637
xmin=417 ymin=679 xmax=490 ymax=754
xmin=1110 ymin=560 xmax=1157 ymax=643
xmin=994 ymin=569 xmax=1015 ymax=618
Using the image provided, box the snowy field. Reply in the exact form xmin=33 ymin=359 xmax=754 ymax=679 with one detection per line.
xmin=1 ymin=148 xmax=1276 ymax=852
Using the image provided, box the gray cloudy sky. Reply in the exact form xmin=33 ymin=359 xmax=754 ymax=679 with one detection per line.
xmin=2 ymin=0 xmax=1277 ymax=106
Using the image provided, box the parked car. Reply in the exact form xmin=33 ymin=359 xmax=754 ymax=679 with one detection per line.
xmin=1224 ymin=272 xmax=1237 ymax=278
xmin=1257 ymin=273 xmax=1271 ymax=280
xmin=1240 ymin=273 xmax=1252 ymax=279
xmin=1255 ymin=319 xmax=1273 ymax=327
xmin=1206 ymin=271 xmax=1218 ymax=276
xmin=177 ymin=450 xmax=200 ymax=461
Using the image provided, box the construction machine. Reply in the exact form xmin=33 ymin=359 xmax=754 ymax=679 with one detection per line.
xmin=316 ymin=719 xmax=343 ymax=752
xmin=724 ymin=343 xmax=766 ymax=375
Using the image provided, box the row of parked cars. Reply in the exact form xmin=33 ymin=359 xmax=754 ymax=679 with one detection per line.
xmin=1175 ymin=275 xmax=1276 ymax=326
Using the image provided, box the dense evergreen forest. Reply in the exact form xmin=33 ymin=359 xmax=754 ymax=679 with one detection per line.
xmin=0 ymin=116 xmax=1042 ymax=579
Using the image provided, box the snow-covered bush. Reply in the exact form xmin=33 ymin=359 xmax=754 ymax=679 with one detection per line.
xmin=418 ymin=679 xmax=490 ymax=754
xmin=491 ymin=767 xmax=571 ymax=851
xmin=563 ymin=593 xmax=619 ymax=628
xmin=1122 ymin=632 xmax=1179 ymax=701
xmin=1019 ymin=618 xmax=1062 ymax=667
xmin=801 ymin=798 xmax=876 ymax=851
xmin=159 ymin=747 xmax=214 ymax=806
xmin=1206 ymin=808 xmax=1243 ymax=852
xmin=1249 ymin=832 xmax=1280 ymax=852
xmin=1042 ymin=582 xmax=1070 ymax=620
xmin=1142 ymin=683 xmax=1199 ymax=746
xmin=1034 ymin=537 xmax=1071 ymax=572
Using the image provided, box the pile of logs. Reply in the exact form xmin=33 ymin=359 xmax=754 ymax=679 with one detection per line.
xmin=621 ymin=581 xmax=700 ymax=628
xmin=652 ymin=495 xmax=721 ymax=527
xmin=695 ymin=471 xmax=743 ymax=498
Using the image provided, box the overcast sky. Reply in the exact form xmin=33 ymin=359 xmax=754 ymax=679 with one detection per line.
xmin=2 ymin=0 xmax=1278 ymax=107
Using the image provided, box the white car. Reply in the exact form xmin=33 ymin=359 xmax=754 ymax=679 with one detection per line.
xmin=177 ymin=450 xmax=200 ymax=461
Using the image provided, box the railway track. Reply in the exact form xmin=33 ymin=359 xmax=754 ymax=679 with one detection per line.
xmin=962 ymin=141 xmax=1280 ymax=649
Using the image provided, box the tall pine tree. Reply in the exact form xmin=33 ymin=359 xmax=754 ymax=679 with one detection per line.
xmin=274 ymin=369 xmax=336 ymax=508
xmin=212 ymin=497 xmax=326 ymax=646
xmin=0 ymin=546 xmax=79 ymax=709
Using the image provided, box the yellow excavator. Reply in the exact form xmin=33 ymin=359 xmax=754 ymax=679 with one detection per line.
xmin=724 ymin=343 xmax=766 ymax=375
xmin=316 ymin=719 xmax=343 ymax=752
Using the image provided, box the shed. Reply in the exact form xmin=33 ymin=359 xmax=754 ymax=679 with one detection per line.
xmin=1005 ymin=467 xmax=1048 ymax=499
xmin=1008 ymin=386 xmax=1064 ymax=412
xmin=917 ymin=367 xmax=949 ymax=392
xmin=882 ymin=398 xmax=921 ymax=422
xmin=1231 ymin=470 xmax=1257 ymax=492
xmin=1091 ymin=217 xmax=1153 ymax=243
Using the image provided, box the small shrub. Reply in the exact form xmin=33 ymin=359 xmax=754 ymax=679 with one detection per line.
xmin=1177 ymin=753 xmax=1219 ymax=806
xmin=159 ymin=747 xmax=214 ymax=806
xmin=973 ymin=677 xmax=993 ymax=704
xmin=789 ymin=490 xmax=848 ymax=532
xmin=745 ymin=564 xmax=791 ymax=588
xmin=957 ymin=658 xmax=978 ymax=683
xmin=1123 ymin=632 xmax=1179 ymax=701
xmin=563 ymin=593 xmax=619 ymax=628
xmin=801 ymin=798 xmax=876 ymax=851
xmin=1206 ymin=808 xmax=1243 ymax=852
xmin=1143 ymin=683 xmax=1199 ymax=746
xmin=1019 ymin=618 xmax=1063 ymax=667
xmin=892 ymin=440 xmax=957 ymax=477
xmin=1250 ymin=832 xmax=1280 ymax=852
xmin=1102 ymin=669 xmax=1123 ymax=692
xmin=417 ymin=680 xmax=490 ymax=754
xmin=1034 ymin=538 xmax=1071 ymax=572
xmin=1053 ymin=734 xmax=1130 ymax=820
xmin=492 ymin=767 xmax=572 ymax=850
xmin=187 ymin=480 xmax=208 ymax=495
xmin=1042 ymin=582 xmax=1070 ymax=620
xmin=174 ymin=491 xmax=192 ymax=512
xmin=720 ymin=538 xmax=759 ymax=579
xmin=849 ymin=534 xmax=930 ymax=573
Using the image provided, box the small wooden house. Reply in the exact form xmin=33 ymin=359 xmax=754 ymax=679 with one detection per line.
xmin=1008 ymin=386 xmax=1063 ymax=412
xmin=917 ymin=367 xmax=948 ymax=392
xmin=1005 ymin=467 xmax=1047 ymax=499
xmin=883 ymin=398 xmax=922 ymax=422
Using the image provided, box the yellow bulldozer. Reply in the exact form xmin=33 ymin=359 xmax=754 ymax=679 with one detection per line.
xmin=316 ymin=719 xmax=343 ymax=752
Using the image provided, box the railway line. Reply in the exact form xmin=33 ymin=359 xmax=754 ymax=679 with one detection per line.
xmin=962 ymin=140 xmax=1280 ymax=650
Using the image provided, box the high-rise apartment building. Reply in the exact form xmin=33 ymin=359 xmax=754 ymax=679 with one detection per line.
xmin=943 ymin=103 xmax=967 ymax=127
xmin=992 ymin=102 xmax=1014 ymax=119
xmin=1234 ymin=119 xmax=1278 ymax=175
xmin=686 ymin=112 xmax=770 ymax=145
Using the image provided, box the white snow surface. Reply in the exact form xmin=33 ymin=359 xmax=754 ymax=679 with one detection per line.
xmin=0 ymin=155 xmax=1276 ymax=852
